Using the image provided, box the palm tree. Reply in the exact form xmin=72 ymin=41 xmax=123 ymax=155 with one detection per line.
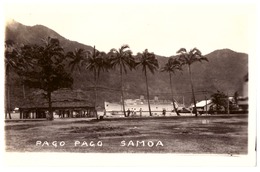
xmin=41 ymin=37 xmax=66 ymax=120
xmin=136 ymin=49 xmax=159 ymax=116
xmin=5 ymin=40 xmax=19 ymax=119
xmin=85 ymin=46 xmax=108 ymax=118
xmin=66 ymin=48 xmax=87 ymax=74
xmin=109 ymin=45 xmax=135 ymax=117
xmin=5 ymin=40 xmax=36 ymax=119
xmin=23 ymin=37 xmax=72 ymax=120
xmin=19 ymin=44 xmax=39 ymax=99
xmin=161 ymin=57 xmax=182 ymax=116
xmin=176 ymin=48 xmax=208 ymax=116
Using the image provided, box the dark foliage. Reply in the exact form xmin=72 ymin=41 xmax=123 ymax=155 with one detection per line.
xmin=22 ymin=37 xmax=73 ymax=93
xmin=210 ymin=90 xmax=228 ymax=111
xmin=21 ymin=37 xmax=73 ymax=120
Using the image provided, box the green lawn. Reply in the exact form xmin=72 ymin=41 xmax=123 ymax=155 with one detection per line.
xmin=4 ymin=114 xmax=248 ymax=154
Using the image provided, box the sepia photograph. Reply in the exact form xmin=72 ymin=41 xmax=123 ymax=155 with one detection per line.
xmin=1 ymin=0 xmax=258 ymax=167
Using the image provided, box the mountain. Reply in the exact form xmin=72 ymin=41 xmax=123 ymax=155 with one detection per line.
xmin=5 ymin=20 xmax=248 ymax=108
xmin=5 ymin=20 xmax=93 ymax=52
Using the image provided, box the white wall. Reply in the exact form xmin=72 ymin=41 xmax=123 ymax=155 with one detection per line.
xmin=104 ymin=101 xmax=180 ymax=116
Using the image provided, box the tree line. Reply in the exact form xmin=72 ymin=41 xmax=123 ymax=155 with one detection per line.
xmin=5 ymin=37 xmax=208 ymax=120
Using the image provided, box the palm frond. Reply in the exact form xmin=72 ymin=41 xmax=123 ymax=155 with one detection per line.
xmin=136 ymin=49 xmax=158 ymax=74
xmin=120 ymin=44 xmax=130 ymax=51
xmin=161 ymin=57 xmax=182 ymax=74
xmin=108 ymin=45 xmax=134 ymax=74
xmin=109 ymin=48 xmax=118 ymax=54
xmin=176 ymin=48 xmax=187 ymax=54
xmin=199 ymin=56 xmax=209 ymax=62
xmin=176 ymin=47 xmax=208 ymax=66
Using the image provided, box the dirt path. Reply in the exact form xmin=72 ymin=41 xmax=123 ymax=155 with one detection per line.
xmin=4 ymin=114 xmax=248 ymax=154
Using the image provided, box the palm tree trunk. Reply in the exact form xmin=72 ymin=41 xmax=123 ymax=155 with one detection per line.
xmin=6 ymin=72 xmax=12 ymax=119
xmin=22 ymin=84 xmax=26 ymax=99
xmin=169 ymin=72 xmax=180 ymax=116
xmin=5 ymin=87 xmax=9 ymax=119
xmin=5 ymin=109 xmax=7 ymax=119
xmin=94 ymin=70 xmax=98 ymax=119
xmin=7 ymin=85 xmax=12 ymax=119
xmin=47 ymin=91 xmax=53 ymax=120
xmin=120 ymin=66 xmax=126 ymax=117
xmin=188 ymin=65 xmax=198 ymax=116
xmin=144 ymin=68 xmax=152 ymax=116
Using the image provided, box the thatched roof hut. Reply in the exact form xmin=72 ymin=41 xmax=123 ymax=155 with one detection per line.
xmin=19 ymin=89 xmax=95 ymax=119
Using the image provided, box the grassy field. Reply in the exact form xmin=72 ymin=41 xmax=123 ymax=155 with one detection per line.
xmin=4 ymin=114 xmax=248 ymax=154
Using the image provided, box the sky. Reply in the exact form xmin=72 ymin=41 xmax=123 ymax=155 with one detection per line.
xmin=2 ymin=0 xmax=258 ymax=56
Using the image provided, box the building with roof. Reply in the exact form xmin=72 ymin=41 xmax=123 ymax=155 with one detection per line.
xmin=19 ymin=89 xmax=95 ymax=119
xmin=192 ymin=99 xmax=213 ymax=113
xmin=193 ymin=96 xmax=242 ymax=114
xmin=105 ymin=95 xmax=180 ymax=116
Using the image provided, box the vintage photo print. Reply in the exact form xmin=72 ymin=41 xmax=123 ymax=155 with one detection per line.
xmin=1 ymin=0 xmax=258 ymax=167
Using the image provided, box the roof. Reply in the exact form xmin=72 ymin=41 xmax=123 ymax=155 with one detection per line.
xmin=20 ymin=89 xmax=94 ymax=109
xmin=193 ymin=100 xmax=212 ymax=107
xmin=124 ymin=98 xmax=180 ymax=106
xmin=20 ymin=101 xmax=94 ymax=109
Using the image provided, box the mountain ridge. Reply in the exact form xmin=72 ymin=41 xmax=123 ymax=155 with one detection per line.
xmin=5 ymin=20 xmax=248 ymax=108
xmin=5 ymin=20 xmax=93 ymax=52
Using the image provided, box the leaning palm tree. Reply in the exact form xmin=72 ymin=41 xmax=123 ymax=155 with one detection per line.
xmin=85 ymin=46 xmax=108 ymax=118
xmin=136 ymin=49 xmax=159 ymax=116
xmin=176 ymin=48 xmax=208 ymax=116
xmin=109 ymin=45 xmax=135 ymax=117
xmin=161 ymin=57 xmax=182 ymax=116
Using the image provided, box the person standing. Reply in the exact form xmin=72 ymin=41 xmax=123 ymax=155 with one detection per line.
xmin=103 ymin=109 xmax=106 ymax=116
xmin=133 ymin=108 xmax=136 ymax=116
xmin=127 ymin=108 xmax=131 ymax=117
xmin=162 ymin=109 xmax=166 ymax=116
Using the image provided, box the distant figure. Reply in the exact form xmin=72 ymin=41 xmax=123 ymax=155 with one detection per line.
xmin=45 ymin=111 xmax=50 ymax=119
xmin=139 ymin=108 xmax=142 ymax=117
xmin=59 ymin=112 xmax=62 ymax=118
xmin=162 ymin=109 xmax=166 ymax=116
xmin=133 ymin=108 xmax=136 ymax=116
xmin=127 ymin=109 xmax=131 ymax=117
